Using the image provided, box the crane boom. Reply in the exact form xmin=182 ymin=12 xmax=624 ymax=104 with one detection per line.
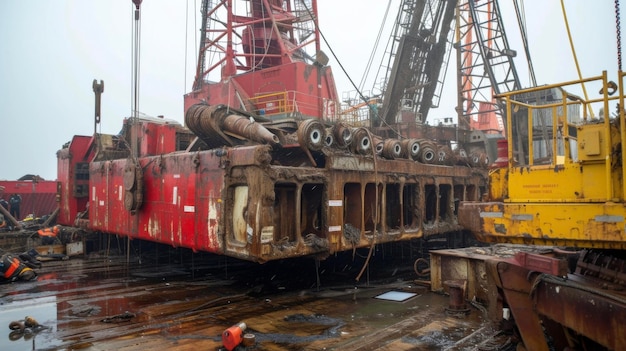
xmin=457 ymin=0 xmax=525 ymax=134
xmin=379 ymin=0 xmax=456 ymax=126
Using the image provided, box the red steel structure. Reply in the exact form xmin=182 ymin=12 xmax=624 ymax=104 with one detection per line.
xmin=184 ymin=0 xmax=339 ymax=122
xmin=56 ymin=0 xmax=489 ymax=263
xmin=0 ymin=179 xmax=57 ymax=220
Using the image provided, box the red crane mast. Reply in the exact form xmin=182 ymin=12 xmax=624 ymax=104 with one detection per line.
xmin=185 ymin=0 xmax=338 ymax=122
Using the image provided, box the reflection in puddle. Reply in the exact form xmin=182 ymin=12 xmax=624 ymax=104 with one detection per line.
xmin=0 ymin=295 xmax=58 ymax=350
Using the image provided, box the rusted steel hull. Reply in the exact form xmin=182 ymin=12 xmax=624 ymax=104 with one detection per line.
xmin=81 ymin=140 xmax=486 ymax=262
xmin=430 ymin=246 xmax=626 ymax=350
xmin=533 ymin=275 xmax=626 ymax=350
xmin=491 ymin=257 xmax=626 ymax=350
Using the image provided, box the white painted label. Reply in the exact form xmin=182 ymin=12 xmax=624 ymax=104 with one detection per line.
xmin=260 ymin=226 xmax=274 ymax=243
xmin=595 ymin=215 xmax=624 ymax=223
xmin=328 ymin=225 xmax=342 ymax=232
xmin=99 ymin=200 xmax=104 ymax=206
xmin=119 ymin=185 xmax=123 ymax=201
xmin=328 ymin=200 xmax=343 ymax=207
xmin=184 ymin=205 xmax=195 ymax=213
xmin=480 ymin=211 xmax=503 ymax=218
xmin=173 ymin=186 xmax=178 ymax=205
xmin=173 ymin=174 xmax=181 ymax=179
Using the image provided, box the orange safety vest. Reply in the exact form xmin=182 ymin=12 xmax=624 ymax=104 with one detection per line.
xmin=3 ymin=256 xmax=20 ymax=279
xmin=38 ymin=226 xmax=59 ymax=237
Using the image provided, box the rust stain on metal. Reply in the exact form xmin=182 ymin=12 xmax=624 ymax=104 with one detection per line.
xmin=534 ymin=277 xmax=626 ymax=350
xmin=431 ymin=247 xmax=626 ymax=351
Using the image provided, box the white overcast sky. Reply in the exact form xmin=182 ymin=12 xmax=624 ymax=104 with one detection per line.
xmin=0 ymin=1 xmax=623 ymax=180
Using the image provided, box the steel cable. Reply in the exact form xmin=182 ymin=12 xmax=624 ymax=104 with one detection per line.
xmin=616 ymin=0 xmax=622 ymax=70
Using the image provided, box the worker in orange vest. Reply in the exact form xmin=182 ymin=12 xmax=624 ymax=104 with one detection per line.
xmin=38 ymin=226 xmax=60 ymax=245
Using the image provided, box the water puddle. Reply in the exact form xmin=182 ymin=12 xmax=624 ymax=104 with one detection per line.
xmin=0 ymin=296 xmax=60 ymax=350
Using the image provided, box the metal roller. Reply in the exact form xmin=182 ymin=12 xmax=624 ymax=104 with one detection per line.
xmin=332 ymin=123 xmax=353 ymax=147
xmin=185 ymin=103 xmax=221 ymax=146
xmin=297 ymin=119 xmax=326 ymax=151
xmin=417 ymin=139 xmax=437 ymax=164
xmin=435 ymin=145 xmax=454 ymax=165
xmin=455 ymin=148 xmax=469 ymax=165
xmin=324 ymin=127 xmax=334 ymax=147
xmin=383 ymin=140 xmax=403 ymax=159
xmin=401 ymin=139 xmax=421 ymax=160
xmin=470 ymin=151 xmax=489 ymax=168
xmin=123 ymin=162 xmax=137 ymax=190
xmin=123 ymin=159 xmax=143 ymax=212
xmin=372 ymin=135 xmax=384 ymax=156
xmin=350 ymin=128 xmax=371 ymax=155
xmin=374 ymin=138 xmax=402 ymax=159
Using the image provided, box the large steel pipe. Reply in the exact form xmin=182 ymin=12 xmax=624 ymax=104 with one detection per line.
xmin=185 ymin=103 xmax=280 ymax=148
xmin=222 ymin=114 xmax=280 ymax=145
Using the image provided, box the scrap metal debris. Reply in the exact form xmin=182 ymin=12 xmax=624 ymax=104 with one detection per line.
xmin=100 ymin=312 xmax=136 ymax=323
xmin=8 ymin=316 xmax=49 ymax=341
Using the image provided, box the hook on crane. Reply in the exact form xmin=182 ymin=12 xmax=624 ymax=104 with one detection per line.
xmin=132 ymin=0 xmax=142 ymax=20
xmin=92 ymin=79 xmax=104 ymax=133
xmin=599 ymin=81 xmax=618 ymax=96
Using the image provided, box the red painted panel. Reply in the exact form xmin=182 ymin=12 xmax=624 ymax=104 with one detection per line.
xmin=56 ymin=135 xmax=94 ymax=226
xmin=88 ymin=151 xmax=225 ymax=254
xmin=0 ymin=180 xmax=57 ymax=219
xmin=184 ymin=62 xmax=338 ymax=121
xmin=139 ymin=122 xmax=178 ymax=156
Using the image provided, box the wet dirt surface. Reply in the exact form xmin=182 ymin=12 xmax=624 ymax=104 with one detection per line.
xmin=0 ymin=243 xmax=506 ymax=351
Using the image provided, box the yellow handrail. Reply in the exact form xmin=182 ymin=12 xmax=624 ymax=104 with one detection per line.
xmin=249 ymin=91 xmax=291 ymax=115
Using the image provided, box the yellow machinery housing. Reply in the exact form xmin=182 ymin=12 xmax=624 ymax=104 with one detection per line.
xmin=459 ymin=71 xmax=626 ymax=249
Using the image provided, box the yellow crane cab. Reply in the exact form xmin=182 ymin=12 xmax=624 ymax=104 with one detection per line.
xmin=459 ymin=71 xmax=626 ymax=250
